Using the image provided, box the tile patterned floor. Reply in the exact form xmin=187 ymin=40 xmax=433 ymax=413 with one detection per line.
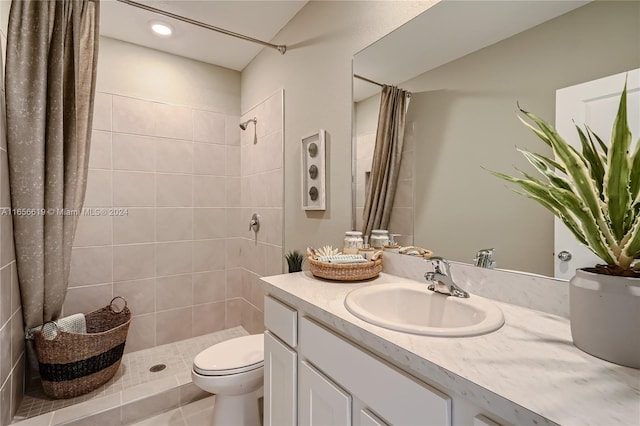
xmin=14 ymin=327 xmax=247 ymax=421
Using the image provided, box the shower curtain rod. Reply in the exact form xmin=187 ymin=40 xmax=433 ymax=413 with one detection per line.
xmin=354 ymin=74 xmax=383 ymax=87
xmin=354 ymin=74 xmax=411 ymax=96
xmin=115 ymin=0 xmax=287 ymax=54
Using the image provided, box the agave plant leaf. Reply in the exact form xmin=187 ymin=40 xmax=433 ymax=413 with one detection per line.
xmin=494 ymin=168 xmax=617 ymax=264
xmin=621 ymin=217 xmax=640 ymax=268
xmin=518 ymin=169 xmax=618 ymax=263
xmin=576 ymin=125 xmax=605 ymax=196
xmin=516 ymin=114 xmax=553 ymax=149
xmin=587 ymin=125 xmax=609 ymax=154
xmin=546 ymin=185 xmax=617 ymax=265
xmin=630 ymin=137 xmax=640 ymax=201
xmin=490 ymin=170 xmax=588 ymax=247
xmin=518 ymin=107 xmax=617 ymax=250
xmin=518 ymin=149 xmax=572 ymax=191
xmin=630 ymin=174 xmax=640 ymax=238
xmin=517 ymin=146 xmax=564 ymax=174
xmin=603 ymin=83 xmax=633 ymax=241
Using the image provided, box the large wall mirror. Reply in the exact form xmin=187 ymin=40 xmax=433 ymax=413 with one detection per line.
xmin=353 ymin=0 xmax=640 ymax=277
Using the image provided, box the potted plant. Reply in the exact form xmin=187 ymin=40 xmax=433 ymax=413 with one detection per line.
xmin=491 ymin=84 xmax=639 ymax=369
xmin=285 ymin=250 xmax=305 ymax=273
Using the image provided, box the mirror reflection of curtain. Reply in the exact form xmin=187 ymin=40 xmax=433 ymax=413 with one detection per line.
xmin=5 ymin=0 xmax=100 ymax=330
xmin=362 ymin=85 xmax=411 ymax=236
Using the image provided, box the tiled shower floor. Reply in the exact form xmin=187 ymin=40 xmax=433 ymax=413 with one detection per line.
xmin=14 ymin=326 xmax=248 ymax=422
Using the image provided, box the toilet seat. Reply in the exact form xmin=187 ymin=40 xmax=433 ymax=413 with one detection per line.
xmin=193 ymin=334 xmax=264 ymax=376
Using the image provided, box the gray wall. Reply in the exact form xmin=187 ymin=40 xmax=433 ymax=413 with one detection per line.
xmin=403 ymin=1 xmax=639 ymax=276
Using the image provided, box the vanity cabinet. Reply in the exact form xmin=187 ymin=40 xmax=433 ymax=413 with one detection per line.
xmin=265 ymin=295 xmax=457 ymax=426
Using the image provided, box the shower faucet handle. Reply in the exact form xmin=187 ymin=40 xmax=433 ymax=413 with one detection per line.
xmin=249 ymin=213 xmax=260 ymax=232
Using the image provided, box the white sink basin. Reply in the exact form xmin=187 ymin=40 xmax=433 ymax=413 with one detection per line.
xmin=344 ymin=282 xmax=504 ymax=337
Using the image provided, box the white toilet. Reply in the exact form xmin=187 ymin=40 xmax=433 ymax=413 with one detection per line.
xmin=191 ymin=333 xmax=264 ymax=426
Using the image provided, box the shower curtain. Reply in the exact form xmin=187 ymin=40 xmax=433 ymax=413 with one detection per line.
xmin=5 ymin=0 xmax=100 ymax=331
xmin=362 ymin=85 xmax=411 ymax=236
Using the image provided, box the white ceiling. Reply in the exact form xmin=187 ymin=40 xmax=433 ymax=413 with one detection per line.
xmin=100 ymin=0 xmax=307 ymax=71
xmin=354 ymin=1 xmax=590 ymax=101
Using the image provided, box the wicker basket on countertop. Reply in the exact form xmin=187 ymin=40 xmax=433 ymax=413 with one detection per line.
xmin=307 ymin=248 xmax=383 ymax=281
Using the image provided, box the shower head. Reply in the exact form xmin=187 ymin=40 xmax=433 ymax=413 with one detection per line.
xmin=239 ymin=117 xmax=257 ymax=130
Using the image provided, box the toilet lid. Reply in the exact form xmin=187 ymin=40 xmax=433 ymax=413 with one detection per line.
xmin=193 ymin=334 xmax=264 ymax=376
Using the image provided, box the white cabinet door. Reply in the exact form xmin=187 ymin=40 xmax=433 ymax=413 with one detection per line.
xmin=299 ymin=361 xmax=351 ymax=426
xmin=264 ymin=331 xmax=297 ymax=426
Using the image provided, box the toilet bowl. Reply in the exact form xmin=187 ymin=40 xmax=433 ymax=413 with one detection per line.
xmin=191 ymin=333 xmax=264 ymax=426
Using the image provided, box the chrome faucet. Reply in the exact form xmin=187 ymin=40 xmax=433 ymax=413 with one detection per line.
xmin=424 ymin=256 xmax=469 ymax=298
xmin=473 ymin=248 xmax=496 ymax=269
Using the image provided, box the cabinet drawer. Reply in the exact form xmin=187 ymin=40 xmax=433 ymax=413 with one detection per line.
xmin=265 ymin=296 xmax=298 ymax=348
xmin=300 ymin=317 xmax=451 ymax=426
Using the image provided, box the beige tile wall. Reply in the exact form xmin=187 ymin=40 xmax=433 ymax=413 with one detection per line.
xmin=1 ymin=1 xmax=25 ymax=424
xmin=67 ymin=89 xmax=284 ymax=351
xmin=65 ymin=91 xmax=243 ymax=352
xmin=226 ymin=91 xmax=284 ymax=334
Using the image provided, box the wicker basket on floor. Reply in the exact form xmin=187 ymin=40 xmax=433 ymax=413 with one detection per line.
xmin=32 ymin=297 xmax=131 ymax=399
xmin=308 ymin=249 xmax=383 ymax=281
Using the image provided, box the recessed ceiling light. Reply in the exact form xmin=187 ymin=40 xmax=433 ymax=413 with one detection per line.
xmin=150 ymin=21 xmax=173 ymax=37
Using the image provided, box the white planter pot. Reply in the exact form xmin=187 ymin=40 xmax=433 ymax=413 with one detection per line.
xmin=570 ymin=269 xmax=640 ymax=369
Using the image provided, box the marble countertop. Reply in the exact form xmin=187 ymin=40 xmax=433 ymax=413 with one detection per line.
xmin=261 ymin=271 xmax=640 ymax=426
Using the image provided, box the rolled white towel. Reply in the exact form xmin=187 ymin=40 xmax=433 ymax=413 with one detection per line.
xmin=28 ymin=313 xmax=87 ymax=340
xmin=317 ymin=254 xmax=368 ymax=264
